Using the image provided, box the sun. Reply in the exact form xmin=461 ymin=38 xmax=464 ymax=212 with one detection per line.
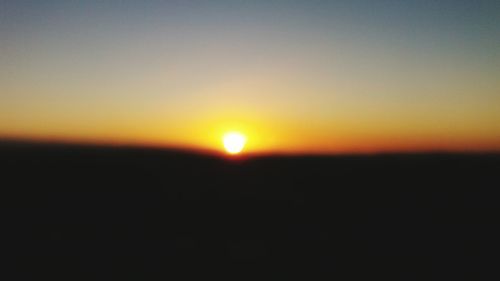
xmin=222 ymin=132 xmax=247 ymax=154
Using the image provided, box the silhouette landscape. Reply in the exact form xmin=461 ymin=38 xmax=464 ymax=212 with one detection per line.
xmin=2 ymin=140 xmax=499 ymax=279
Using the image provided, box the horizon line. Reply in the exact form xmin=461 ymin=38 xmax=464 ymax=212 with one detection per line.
xmin=1 ymin=135 xmax=499 ymax=158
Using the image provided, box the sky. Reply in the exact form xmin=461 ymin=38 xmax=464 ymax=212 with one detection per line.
xmin=1 ymin=0 xmax=499 ymax=154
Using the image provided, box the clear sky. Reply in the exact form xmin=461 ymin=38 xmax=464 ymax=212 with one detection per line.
xmin=1 ymin=0 xmax=499 ymax=154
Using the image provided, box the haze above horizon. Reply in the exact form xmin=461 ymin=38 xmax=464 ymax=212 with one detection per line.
xmin=1 ymin=0 xmax=499 ymax=154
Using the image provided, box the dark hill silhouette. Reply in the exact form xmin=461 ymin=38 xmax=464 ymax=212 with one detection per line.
xmin=1 ymin=140 xmax=499 ymax=280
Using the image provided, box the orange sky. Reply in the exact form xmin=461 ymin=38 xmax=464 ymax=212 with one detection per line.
xmin=1 ymin=1 xmax=499 ymax=154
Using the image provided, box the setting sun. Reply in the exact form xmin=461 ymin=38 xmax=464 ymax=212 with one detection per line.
xmin=223 ymin=132 xmax=247 ymax=154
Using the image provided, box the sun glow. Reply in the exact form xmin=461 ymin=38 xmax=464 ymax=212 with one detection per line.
xmin=222 ymin=132 xmax=247 ymax=154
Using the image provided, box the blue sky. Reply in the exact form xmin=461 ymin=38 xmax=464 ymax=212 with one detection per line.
xmin=1 ymin=0 xmax=499 ymax=152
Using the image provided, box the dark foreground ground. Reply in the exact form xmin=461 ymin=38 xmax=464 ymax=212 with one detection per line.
xmin=1 ymin=141 xmax=499 ymax=280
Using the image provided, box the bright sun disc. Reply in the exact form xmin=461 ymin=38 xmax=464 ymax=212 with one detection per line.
xmin=223 ymin=132 xmax=246 ymax=154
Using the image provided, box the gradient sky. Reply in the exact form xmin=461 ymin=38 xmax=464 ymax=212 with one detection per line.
xmin=1 ymin=0 xmax=499 ymax=153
